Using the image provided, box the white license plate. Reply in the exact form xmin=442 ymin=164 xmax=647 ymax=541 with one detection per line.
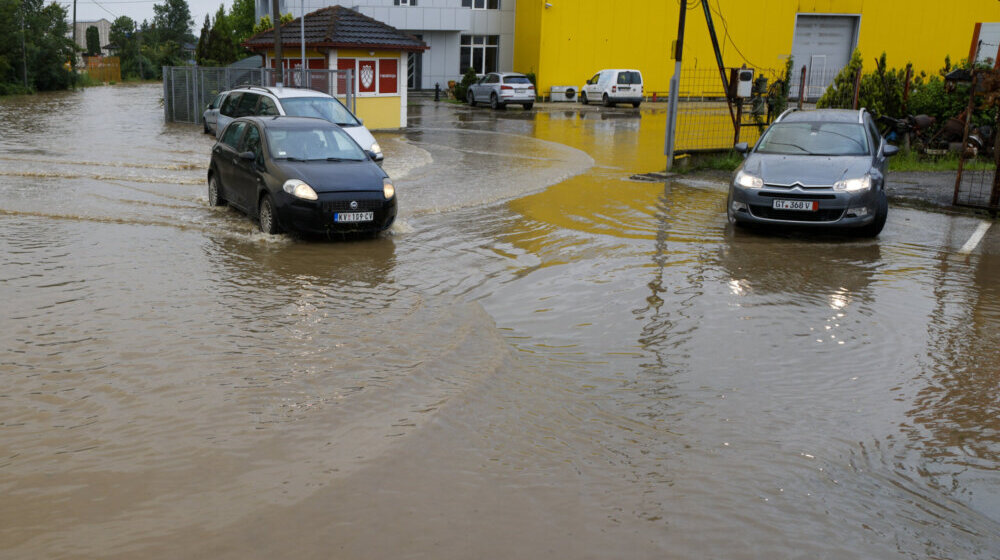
xmin=772 ymin=199 xmax=817 ymax=211
xmin=335 ymin=211 xmax=373 ymax=223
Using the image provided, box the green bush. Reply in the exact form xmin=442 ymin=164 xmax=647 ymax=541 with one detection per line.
xmin=817 ymin=51 xmax=907 ymax=117
xmin=452 ymin=67 xmax=478 ymax=101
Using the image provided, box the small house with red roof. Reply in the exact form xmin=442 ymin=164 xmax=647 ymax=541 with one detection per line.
xmin=244 ymin=6 xmax=428 ymax=129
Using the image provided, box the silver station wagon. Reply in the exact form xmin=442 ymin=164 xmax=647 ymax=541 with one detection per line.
xmin=467 ymin=72 xmax=536 ymax=110
xmin=727 ymin=108 xmax=899 ymax=237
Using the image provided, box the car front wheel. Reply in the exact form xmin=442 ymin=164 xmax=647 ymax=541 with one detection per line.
xmin=467 ymin=91 xmax=475 ymax=106
xmin=258 ymin=194 xmax=281 ymax=234
xmin=857 ymin=192 xmax=888 ymax=237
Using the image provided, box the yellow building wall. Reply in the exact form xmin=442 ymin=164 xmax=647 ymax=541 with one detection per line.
xmin=354 ymin=96 xmax=403 ymax=130
xmin=515 ymin=0 xmax=1000 ymax=96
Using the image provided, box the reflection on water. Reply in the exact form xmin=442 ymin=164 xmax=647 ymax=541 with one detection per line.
xmin=2 ymin=89 xmax=1000 ymax=559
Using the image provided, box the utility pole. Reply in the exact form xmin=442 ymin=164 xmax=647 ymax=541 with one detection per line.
xmin=20 ymin=1 xmax=27 ymax=88
xmin=72 ymin=0 xmax=78 ymax=84
xmin=272 ymin=0 xmax=283 ymax=86
xmin=663 ymin=0 xmax=687 ymax=171
xmin=300 ymin=0 xmax=305 ymax=87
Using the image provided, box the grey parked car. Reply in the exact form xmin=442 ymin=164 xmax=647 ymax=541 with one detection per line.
xmin=727 ymin=108 xmax=899 ymax=237
xmin=203 ymin=91 xmax=227 ymax=135
xmin=467 ymin=72 xmax=535 ymax=110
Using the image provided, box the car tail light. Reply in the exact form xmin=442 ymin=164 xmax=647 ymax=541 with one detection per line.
xmin=612 ymin=86 xmax=617 ymax=93
xmin=501 ymin=85 xmax=513 ymax=90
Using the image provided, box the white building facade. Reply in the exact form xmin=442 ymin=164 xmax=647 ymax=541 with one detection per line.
xmin=255 ymin=0 xmax=516 ymax=90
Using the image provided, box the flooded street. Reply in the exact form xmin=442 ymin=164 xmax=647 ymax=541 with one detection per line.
xmin=2 ymin=84 xmax=1000 ymax=559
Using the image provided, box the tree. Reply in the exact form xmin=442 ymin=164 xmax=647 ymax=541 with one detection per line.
xmin=196 ymin=14 xmax=210 ymax=64
xmin=152 ymin=0 xmax=193 ymax=46
xmin=85 ymin=25 xmax=101 ymax=57
xmin=19 ymin=0 xmax=75 ymax=91
xmin=229 ymin=0 xmax=255 ymax=44
xmin=253 ymin=12 xmax=293 ymax=34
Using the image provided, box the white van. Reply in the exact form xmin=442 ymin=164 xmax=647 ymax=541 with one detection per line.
xmin=580 ymin=69 xmax=644 ymax=108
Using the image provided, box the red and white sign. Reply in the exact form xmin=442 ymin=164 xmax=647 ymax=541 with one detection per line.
xmin=358 ymin=60 xmax=377 ymax=93
xmin=337 ymin=58 xmax=355 ymax=94
xmin=378 ymin=59 xmax=398 ymax=94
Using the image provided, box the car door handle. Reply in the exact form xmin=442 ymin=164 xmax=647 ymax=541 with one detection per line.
xmin=232 ymin=157 xmax=239 ymax=165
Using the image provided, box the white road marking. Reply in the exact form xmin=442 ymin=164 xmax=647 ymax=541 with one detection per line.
xmin=958 ymin=221 xmax=992 ymax=255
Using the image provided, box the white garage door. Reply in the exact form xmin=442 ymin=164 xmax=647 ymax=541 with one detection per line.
xmin=790 ymin=15 xmax=859 ymax=100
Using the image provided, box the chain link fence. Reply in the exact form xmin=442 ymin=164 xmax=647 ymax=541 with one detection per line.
xmin=163 ymin=66 xmax=355 ymax=125
xmin=671 ymin=68 xmax=788 ymax=152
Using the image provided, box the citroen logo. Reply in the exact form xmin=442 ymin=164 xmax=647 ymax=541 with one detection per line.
xmin=350 ymin=201 xmax=358 ymax=210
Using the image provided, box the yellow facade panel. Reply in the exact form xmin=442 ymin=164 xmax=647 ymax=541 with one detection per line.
xmin=354 ymin=96 xmax=402 ymax=130
xmin=516 ymin=0 xmax=1000 ymax=96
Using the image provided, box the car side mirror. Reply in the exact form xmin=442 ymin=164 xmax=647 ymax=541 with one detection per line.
xmin=734 ymin=142 xmax=749 ymax=154
xmin=239 ymin=151 xmax=256 ymax=161
xmin=883 ymin=144 xmax=899 ymax=157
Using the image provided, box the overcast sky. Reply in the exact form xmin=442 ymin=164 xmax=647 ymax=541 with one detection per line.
xmin=58 ymin=0 xmax=239 ymax=36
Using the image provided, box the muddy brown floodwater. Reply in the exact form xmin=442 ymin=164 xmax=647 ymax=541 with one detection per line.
xmin=2 ymin=84 xmax=1000 ymax=559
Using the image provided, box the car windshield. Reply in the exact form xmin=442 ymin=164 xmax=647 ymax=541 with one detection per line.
xmin=756 ymin=122 xmax=870 ymax=156
xmin=280 ymin=97 xmax=361 ymax=127
xmin=266 ymin=126 xmax=367 ymax=162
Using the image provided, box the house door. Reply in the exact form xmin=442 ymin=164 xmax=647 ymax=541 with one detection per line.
xmin=408 ymin=34 xmax=422 ymax=90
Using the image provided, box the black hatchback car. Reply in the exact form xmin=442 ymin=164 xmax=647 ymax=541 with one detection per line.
xmin=208 ymin=116 xmax=396 ymax=235
xmin=727 ymin=108 xmax=898 ymax=237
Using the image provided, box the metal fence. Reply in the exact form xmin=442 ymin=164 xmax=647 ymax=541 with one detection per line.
xmin=953 ymin=71 xmax=999 ymax=212
xmin=162 ymin=66 xmax=355 ymax=125
xmin=671 ymin=68 xmax=787 ymax=152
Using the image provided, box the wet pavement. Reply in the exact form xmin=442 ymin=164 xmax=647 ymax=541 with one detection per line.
xmin=2 ymin=85 xmax=1000 ymax=559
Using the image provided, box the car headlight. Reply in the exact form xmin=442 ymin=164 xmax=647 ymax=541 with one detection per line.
xmin=383 ymin=178 xmax=395 ymax=199
xmin=734 ymin=169 xmax=763 ymax=189
xmin=282 ymin=179 xmax=318 ymax=201
xmin=370 ymin=142 xmax=382 ymax=156
xmin=834 ymin=174 xmax=871 ymax=192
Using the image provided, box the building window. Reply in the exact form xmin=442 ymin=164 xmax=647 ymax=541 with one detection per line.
xmin=459 ymin=35 xmax=498 ymax=74
xmin=461 ymin=0 xmax=500 ymax=9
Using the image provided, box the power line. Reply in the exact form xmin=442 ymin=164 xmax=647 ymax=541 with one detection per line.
xmin=709 ymin=0 xmax=766 ymax=70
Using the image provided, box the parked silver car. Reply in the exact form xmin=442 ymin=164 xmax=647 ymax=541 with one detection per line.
xmin=203 ymin=91 xmax=227 ymax=135
xmin=467 ymin=72 xmax=535 ymax=110
xmin=213 ymin=86 xmax=383 ymax=163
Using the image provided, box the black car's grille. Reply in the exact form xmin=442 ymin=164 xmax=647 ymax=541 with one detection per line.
xmin=321 ymin=199 xmax=381 ymax=213
xmin=749 ymin=205 xmax=845 ymax=222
